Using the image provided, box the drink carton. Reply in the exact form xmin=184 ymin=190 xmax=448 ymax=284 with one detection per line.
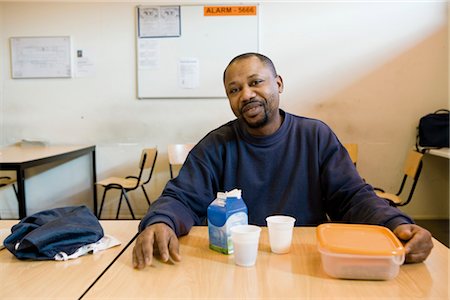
xmin=207 ymin=189 xmax=248 ymax=254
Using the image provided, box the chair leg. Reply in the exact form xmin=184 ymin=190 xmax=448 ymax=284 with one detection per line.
xmin=142 ymin=186 xmax=151 ymax=206
xmin=98 ymin=188 xmax=110 ymax=219
xmin=12 ymin=184 xmax=19 ymax=200
xmin=116 ymin=192 xmax=124 ymax=220
xmin=121 ymin=189 xmax=136 ymax=220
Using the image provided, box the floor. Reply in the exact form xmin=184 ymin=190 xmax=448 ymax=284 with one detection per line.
xmin=415 ymin=219 xmax=449 ymax=248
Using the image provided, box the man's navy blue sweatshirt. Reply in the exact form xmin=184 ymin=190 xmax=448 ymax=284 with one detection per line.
xmin=140 ymin=110 xmax=413 ymax=236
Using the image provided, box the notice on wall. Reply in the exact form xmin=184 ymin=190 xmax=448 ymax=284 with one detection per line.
xmin=137 ymin=39 xmax=160 ymax=70
xmin=10 ymin=36 xmax=72 ymax=79
xmin=178 ymin=58 xmax=199 ymax=89
xmin=203 ymin=6 xmax=257 ymax=16
xmin=138 ymin=6 xmax=181 ymax=38
xmin=75 ymin=49 xmax=95 ymax=77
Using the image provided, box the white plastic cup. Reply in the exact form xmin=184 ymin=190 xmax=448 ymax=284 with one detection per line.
xmin=266 ymin=215 xmax=296 ymax=254
xmin=230 ymin=225 xmax=261 ymax=267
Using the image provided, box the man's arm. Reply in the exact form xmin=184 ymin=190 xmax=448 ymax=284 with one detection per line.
xmin=133 ymin=139 xmax=222 ymax=269
xmin=139 ymin=142 xmax=219 ymax=237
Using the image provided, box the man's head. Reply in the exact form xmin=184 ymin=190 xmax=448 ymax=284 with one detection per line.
xmin=223 ymin=53 xmax=284 ymax=136
xmin=223 ymin=53 xmax=278 ymax=82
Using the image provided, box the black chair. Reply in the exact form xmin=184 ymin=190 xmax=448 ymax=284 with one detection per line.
xmin=374 ymin=150 xmax=424 ymax=206
xmin=96 ymin=148 xmax=158 ymax=219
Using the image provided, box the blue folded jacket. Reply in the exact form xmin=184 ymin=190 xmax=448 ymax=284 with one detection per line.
xmin=3 ymin=205 xmax=103 ymax=260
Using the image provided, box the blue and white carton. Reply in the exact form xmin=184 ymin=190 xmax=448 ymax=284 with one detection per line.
xmin=207 ymin=189 xmax=248 ymax=254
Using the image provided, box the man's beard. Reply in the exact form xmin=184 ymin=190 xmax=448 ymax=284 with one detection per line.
xmin=240 ymin=99 xmax=270 ymax=129
xmin=245 ymin=110 xmax=269 ymax=128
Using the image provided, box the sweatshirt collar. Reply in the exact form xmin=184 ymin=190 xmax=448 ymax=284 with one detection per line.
xmin=237 ymin=109 xmax=290 ymax=146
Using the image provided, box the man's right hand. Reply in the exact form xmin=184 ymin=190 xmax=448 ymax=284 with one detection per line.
xmin=132 ymin=223 xmax=181 ymax=269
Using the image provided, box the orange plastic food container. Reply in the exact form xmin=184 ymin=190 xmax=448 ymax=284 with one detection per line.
xmin=316 ymin=223 xmax=405 ymax=280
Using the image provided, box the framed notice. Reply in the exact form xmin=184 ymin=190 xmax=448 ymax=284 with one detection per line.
xmin=138 ymin=6 xmax=181 ymax=38
xmin=10 ymin=36 xmax=72 ymax=79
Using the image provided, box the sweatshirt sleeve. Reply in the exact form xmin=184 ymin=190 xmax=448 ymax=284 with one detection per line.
xmin=139 ymin=148 xmax=217 ymax=236
xmin=317 ymin=124 xmax=414 ymax=231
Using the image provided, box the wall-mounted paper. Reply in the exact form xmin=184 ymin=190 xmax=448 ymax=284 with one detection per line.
xmin=138 ymin=6 xmax=181 ymax=38
xmin=10 ymin=36 xmax=72 ymax=79
xmin=138 ymin=39 xmax=160 ymax=70
xmin=178 ymin=58 xmax=199 ymax=89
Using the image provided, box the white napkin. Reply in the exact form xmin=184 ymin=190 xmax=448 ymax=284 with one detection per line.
xmin=54 ymin=234 xmax=121 ymax=261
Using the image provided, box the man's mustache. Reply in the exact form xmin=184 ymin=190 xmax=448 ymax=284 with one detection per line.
xmin=240 ymin=99 xmax=264 ymax=114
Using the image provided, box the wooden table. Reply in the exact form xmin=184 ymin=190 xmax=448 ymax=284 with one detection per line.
xmin=0 ymin=220 xmax=139 ymax=299
xmin=0 ymin=144 xmax=97 ymax=218
xmin=83 ymin=227 xmax=449 ymax=299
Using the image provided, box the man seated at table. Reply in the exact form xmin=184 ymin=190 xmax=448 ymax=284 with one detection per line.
xmin=133 ymin=53 xmax=433 ymax=269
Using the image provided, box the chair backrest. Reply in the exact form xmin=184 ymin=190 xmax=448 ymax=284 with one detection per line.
xmin=403 ymin=150 xmax=424 ymax=179
xmin=140 ymin=148 xmax=158 ymax=169
xmin=0 ymin=176 xmax=16 ymax=187
xmin=168 ymin=143 xmax=195 ymax=178
xmin=343 ymin=143 xmax=358 ymax=166
xmin=168 ymin=143 xmax=195 ymax=166
xmin=395 ymin=150 xmax=424 ymax=206
xmin=138 ymin=148 xmax=158 ymax=185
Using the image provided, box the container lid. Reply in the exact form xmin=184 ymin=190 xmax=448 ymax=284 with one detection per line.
xmin=226 ymin=188 xmax=242 ymax=199
xmin=317 ymin=223 xmax=405 ymax=256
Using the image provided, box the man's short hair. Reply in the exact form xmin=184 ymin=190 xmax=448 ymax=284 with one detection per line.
xmin=223 ymin=52 xmax=277 ymax=82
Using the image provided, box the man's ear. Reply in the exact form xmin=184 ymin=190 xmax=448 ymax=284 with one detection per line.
xmin=276 ymin=75 xmax=284 ymax=93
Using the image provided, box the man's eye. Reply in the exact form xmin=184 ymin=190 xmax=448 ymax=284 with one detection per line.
xmin=250 ymin=80 xmax=263 ymax=86
xmin=229 ymin=88 xmax=239 ymax=94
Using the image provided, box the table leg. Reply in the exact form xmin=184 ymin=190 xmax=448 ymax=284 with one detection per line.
xmin=17 ymin=168 xmax=26 ymax=219
xmin=92 ymin=149 xmax=98 ymax=217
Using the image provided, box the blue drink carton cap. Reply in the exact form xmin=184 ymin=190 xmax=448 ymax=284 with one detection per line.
xmin=208 ymin=189 xmax=247 ymax=227
xmin=226 ymin=189 xmax=242 ymax=199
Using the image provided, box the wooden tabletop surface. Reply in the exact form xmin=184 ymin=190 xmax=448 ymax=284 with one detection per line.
xmin=0 ymin=220 xmax=139 ymax=299
xmin=83 ymin=226 xmax=449 ymax=299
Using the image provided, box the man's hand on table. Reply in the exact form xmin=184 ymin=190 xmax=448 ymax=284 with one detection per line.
xmin=133 ymin=223 xmax=181 ymax=269
xmin=393 ymin=224 xmax=433 ymax=263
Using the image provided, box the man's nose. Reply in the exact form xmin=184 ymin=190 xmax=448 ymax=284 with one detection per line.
xmin=240 ymin=85 xmax=256 ymax=100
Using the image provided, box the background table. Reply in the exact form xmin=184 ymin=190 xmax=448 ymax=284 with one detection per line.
xmin=428 ymin=148 xmax=450 ymax=159
xmin=0 ymin=144 xmax=97 ymax=218
xmin=0 ymin=220 xmax=139 ymax=299
xmin=83 ymin=227 xmax=449 ymax=299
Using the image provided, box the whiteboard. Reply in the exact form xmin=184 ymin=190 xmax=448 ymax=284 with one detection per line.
xmin=136 ymin=5 xmax=259 ymax=99
xmin=10 ymin=36 xmax=72 ymax=79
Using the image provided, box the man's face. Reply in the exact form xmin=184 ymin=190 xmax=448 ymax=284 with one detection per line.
xmin=224 ymin=56 xmax=283 ymax=132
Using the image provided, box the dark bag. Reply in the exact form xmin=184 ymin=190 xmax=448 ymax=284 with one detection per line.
xmin=416 ymin=109 xmax=449 ymax=149
xmin=3 ymin=205 xmax=103 ymax=260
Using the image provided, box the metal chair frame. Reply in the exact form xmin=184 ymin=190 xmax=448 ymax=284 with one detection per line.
xmin=0 ymin=176 xmax=18 ymax=198
xmin=374 ymin=150 xmax=424 ymax=207
xmin=97 ymin=148 xmax=158 ymax=219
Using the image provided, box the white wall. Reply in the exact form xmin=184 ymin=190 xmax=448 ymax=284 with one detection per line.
xmin=0 ymin=3 xmax=3 ymax=147
xmin=0 ymin=1 xmax=448 ymax=220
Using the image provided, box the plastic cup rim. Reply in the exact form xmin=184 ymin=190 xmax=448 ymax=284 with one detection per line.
xmin=266 ymin=215 xmax=296 ymax=225
xmin=231 ymin=225 xmax=261 ymax=242
xmin=231 ymin=224 xmax=261 ymax=234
